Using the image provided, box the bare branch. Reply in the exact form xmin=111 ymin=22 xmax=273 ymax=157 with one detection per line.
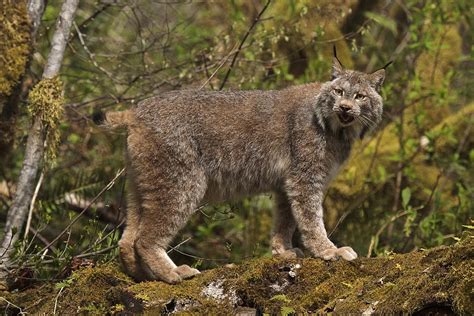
xmin=219 ymin=0 xmax=271 ymax=90
xmin=36 ymin=168 xmax=125 ymax=255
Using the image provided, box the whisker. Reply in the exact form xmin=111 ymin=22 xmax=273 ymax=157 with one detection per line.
xmin=356 ymin=117 xmax=371 ymax=128
xmin=359 ymin=114 xmax=377 ymax=127
xmin=357 ymin=115 xmax=373 ymax=128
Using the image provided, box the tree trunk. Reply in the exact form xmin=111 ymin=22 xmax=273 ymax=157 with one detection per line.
xmin=0 ymin=0 xmax=45 ymax=158
xmin=0 ymin=0 xmax=80 ymax=284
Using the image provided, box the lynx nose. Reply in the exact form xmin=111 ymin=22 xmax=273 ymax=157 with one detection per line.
xmin=340 ymin=100 xmax=353 ymax=112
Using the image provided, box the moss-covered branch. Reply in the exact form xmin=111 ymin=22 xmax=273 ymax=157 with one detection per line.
xmin=4 ymin=237 xmax=472 ymax=315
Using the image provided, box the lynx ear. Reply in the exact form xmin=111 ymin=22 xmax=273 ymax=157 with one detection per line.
xmin=368 ymin=69 xmax=385 ymax=92
xmin=369 ymin=61 xmax=392 ymax=92
xmin=332 ymin=45 xmax=344 ymax=80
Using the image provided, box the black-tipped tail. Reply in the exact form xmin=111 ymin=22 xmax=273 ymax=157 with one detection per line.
xmin=92 ymin=110 xmax=106 ymax=125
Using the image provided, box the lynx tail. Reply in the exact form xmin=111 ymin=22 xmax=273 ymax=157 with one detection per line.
xmin=104 ymin=110 xmax=133 ymax=129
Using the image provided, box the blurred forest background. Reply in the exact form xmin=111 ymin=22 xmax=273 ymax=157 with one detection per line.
xmin=0 ymin=0 xmax=472 ymax=283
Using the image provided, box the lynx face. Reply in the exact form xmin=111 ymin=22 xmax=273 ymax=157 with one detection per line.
xmin=330 ymin=72 xmax=383 ymax=127
xmin=316 ymin=58 xmax=385 ymax=139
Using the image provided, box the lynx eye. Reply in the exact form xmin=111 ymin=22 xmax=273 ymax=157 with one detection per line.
xmin=334 ymin=88 xmax=344 ymax=97
xmin=355 ymin=93 xmax=366 ymax=100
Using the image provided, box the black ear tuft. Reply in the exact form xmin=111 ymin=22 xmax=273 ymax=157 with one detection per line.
xmin=382 ymin=60 xmax=393 ymax=70
xmin=332 ymin=45 xmax=344 ymax=80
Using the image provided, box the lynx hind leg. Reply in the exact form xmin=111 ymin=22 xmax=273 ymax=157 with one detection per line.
xmin=118 ymin=171 xmax=147 ymax=281
xmin=128 ymin=135 xmax=206 ymax=283
xmin=134 ymin=177 xmax=205 ymax=284
xmin=271 ymin=192 xmax=304 ymax=259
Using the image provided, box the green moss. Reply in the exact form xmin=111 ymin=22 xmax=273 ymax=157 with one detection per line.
xmin=3 ymin=238 xmax=472 ymax=314
xmin=0 ymin=1 xmax=30 ymax=98
xmin=27 ymin=77 xmax=65 ymax=161
xmin=30 ymin=263 xmax=132 ymax=314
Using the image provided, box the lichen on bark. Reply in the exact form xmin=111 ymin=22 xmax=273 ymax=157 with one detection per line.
xmin=0 ymin=1 xmax=31 ymax=153
xmin=27 ymin=77 xmax=64 ymax=161
xmin=0 ymin=1 xmax=31 ymax=99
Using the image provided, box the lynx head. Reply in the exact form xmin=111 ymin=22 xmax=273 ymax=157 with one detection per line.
xmin=316 ymin=47 xmax=390 ymax=140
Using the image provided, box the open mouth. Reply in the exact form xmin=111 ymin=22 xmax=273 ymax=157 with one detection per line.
xmin=337 ymin=112 xmax=355 ymax=125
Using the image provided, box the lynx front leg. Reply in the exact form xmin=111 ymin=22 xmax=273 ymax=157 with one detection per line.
xmin=285 ymin=177 xmax=357 ymax=261
xmin=271 ymin=191 xmax=304 ymax=259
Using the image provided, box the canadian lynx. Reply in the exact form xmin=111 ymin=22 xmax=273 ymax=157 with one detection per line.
xmin=105 ymin=48 xmax=388 ymax=284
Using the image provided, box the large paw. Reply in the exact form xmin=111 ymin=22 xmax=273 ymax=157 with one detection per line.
xmin=140 ymin=264 xmax=183 ymax=284
xmin=320 ymin=246 xmax=357 ymax=261
xmin=273 ymin=247 xmax=305 ymax=259
xmin=173 ymin=264 xmax=201 ymax=279
xmin=158 ymin=270 xmax=183 ymax=284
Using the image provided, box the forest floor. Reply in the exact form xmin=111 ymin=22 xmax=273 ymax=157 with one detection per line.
xmin=1 ymin=237 xmax=472 ymax=315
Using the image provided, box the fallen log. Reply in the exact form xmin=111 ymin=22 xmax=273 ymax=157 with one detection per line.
xmin=2 ymin=237 xmax=472 ymax=315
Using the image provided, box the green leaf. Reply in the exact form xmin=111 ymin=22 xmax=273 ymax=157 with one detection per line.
xmin=270 ymin=294 xmax=291 ymax=303
xmin=377 ymin=165 xmax=387 ymax=182
xmin=365 ymin=12 xmax=398 ymax=35
xmin=402 ymin=187 xmax=411 ymax=209
xmin=281 ymin=306 xmax=296 ymax=316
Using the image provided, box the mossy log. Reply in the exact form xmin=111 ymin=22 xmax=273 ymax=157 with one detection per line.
xmin=2 ymin=237 xmax=472 ymax=315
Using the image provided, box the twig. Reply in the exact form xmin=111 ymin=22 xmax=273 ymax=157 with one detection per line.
xmin=202 ymin=54 xmax=215 ymax=90
xmin=199 ymin=45 xmax=237 ymax=90
xmin=167 ymin=237 xmax=192 ymax=254
xmin=168 ymin=247 xmax=229 ymax=262
xmin=24 ymin=172 xmax=44 ymax=240
xmin=53 ymin=286 xmax=64 ymax=315
xmin=63 ymin=192 xmax=124 ymax=225
xmin=68 ymin=4 xmax=112 ymax=43
xmin=0 ymin=297 xmax=26 ymax=315
xmin=367 ymin=211 xmax=409 ymax=257
xmin=328 ymin=210 xmax=350 ymax=238
xmin=76 ymin=245 xmax=118 ymax=258
xmin=5 ymin=245 xmax=119 ymax=271
xmin=219 ymin=0 xmax=271 ymax=90
xmin=36 ymin=168 xmax=125 ymax=255
xmin=79 ymin=218 xmax=125 ymax=257
xmin=73 ymin=22 xmax=115 ymax=81
xmin=29 ymin=227 xmax=57 ymax=253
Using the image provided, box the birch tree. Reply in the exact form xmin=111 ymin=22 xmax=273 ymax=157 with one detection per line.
xmin=0 ymin=0 xmax=80 ymax=284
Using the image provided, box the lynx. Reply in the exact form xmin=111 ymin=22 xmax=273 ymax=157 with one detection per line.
xmin=104 ymin=49 xmax=388 ymax=284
